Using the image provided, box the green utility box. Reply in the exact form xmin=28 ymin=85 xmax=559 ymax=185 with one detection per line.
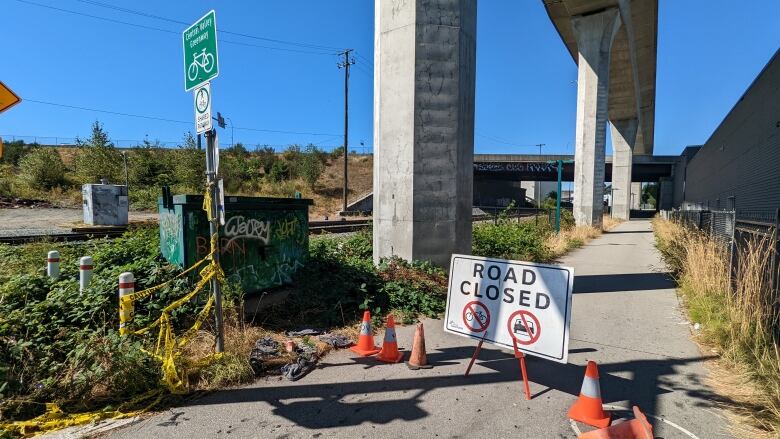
xmin=158 ymin=195 xmax=313 ymax=294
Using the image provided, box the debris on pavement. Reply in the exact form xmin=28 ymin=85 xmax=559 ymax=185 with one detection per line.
xmin=0 ymin=196 xmax=59 ymax=209
xmin=281 ymin=344 xmax=318 ymax=381
xmin=285 ymin=328 xmax=324 ymax=337
xmin=318 ymin=332 xmax=353 ymax=348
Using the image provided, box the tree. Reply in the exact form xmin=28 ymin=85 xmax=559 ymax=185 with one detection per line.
xmin=173 ymin=132 xmax=206 ymax=190
xmin=73 ymin=121 xmax=123 ymax=184
xmin=300 ymin=144 xmax=324 ymax=189
xmin=546 ymin=191 xmax=558 ymax=201
xmin=129 ymin=139 xmax=174 ymax=186
xmin=254 ymin=145 xmax=277 ymax=175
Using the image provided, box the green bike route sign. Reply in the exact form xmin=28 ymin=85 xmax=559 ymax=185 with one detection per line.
xmin=183 ymin=10 xmax=219 ymax=91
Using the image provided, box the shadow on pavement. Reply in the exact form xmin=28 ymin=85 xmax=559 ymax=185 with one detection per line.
xmin=180 ymin=346 xmax=731 ymax=431
xmin=604 ymin=230 xmax=652 ymax=234
xmin=574 ymin=272 xmax=675 ymax=294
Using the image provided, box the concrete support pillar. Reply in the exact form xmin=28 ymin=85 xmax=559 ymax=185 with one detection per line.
xmin=571 ymin=8 xmax=621 ymax=228
xmin=610 ymin=118 xmax=637 ymax=220
xmin=373 ymin=0 xmax=476 ymax=267
xmin=631 ymin=182 xmax=642 ymax=209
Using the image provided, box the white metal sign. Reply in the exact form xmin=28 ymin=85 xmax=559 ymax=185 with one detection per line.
xmin=194 ymin=82 xmax=212 ymax=134
xmin=444 ymin=254 xmax=574 ymax=363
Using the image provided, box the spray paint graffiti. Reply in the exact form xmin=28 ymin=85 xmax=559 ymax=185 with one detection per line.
xmin=274 ymin=216 xmax=303 ymax=242
xmin=271 ymin=254 xmax=305 ymax=286
xmin=224 ymin=215 xmax=270 ymax=247
xmin=159 ymin=212 xmax=182 ymax=261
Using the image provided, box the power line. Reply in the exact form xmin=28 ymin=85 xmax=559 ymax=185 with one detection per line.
xmin=14 ymin=0 xmax=337 ymax=56
xmin=25 ymin=99 xmax=341 ymax=136
xmin=73 ymin=0 xmax=342 ymax=52
xmin=476 ymin=132 xmax=539 ymax=148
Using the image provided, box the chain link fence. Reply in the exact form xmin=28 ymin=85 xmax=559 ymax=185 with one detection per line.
xmin=662 ymin=207 xmax=780 ymax=295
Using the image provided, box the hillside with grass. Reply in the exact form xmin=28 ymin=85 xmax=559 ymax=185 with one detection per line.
xmin=0 ymin=122 xmax=373 ymax=219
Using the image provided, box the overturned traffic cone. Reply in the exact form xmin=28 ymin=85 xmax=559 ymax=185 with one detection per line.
xmin=350 ymin=311 xmax=381 ymax=356
xmin=569 ymin=361 xmax=611 ymax=429
xmin=377 ymin=315 xmax=405 ymax=363
xmin=406 ymin=323 xmax=433 ymax=370
xmin=578 ymin=406 xmax=653 ymax=439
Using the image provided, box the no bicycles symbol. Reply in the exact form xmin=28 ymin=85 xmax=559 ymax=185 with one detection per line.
xmin=462 ymin=301 xmax=490 ymax=332
xmin=507 ymin=310 xmax=541 ymax=345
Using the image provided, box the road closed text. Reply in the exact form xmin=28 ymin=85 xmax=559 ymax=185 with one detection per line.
xmin=459 ymin=262 xmax=550 ymax=310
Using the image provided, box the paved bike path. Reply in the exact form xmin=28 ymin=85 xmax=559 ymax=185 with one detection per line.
xmin=107 ymin=219 xmax=731 ymax=438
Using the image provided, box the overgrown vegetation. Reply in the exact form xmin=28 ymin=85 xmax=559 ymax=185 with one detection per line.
xmin=0 ymin=121 xmax=343 ymax=213
xmin=0 ymin=227 xmax=447 ymax=430
xmin=471 ymin=206 xmax=614 ymax=263
xmin=654 ymin=217 xmax=780 ymax=437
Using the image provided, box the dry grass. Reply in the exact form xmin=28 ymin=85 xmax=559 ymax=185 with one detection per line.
xmin=182 ymin=305 xmax=358 ymax=390
xmin=653 ymin=217 xmax=780 ymax=437
xmin=544 ymin=214 xmax=623 ymax=259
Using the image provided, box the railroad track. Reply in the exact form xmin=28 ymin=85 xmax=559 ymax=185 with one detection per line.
xmin=0 ymin=220 xmax=373 ymax=245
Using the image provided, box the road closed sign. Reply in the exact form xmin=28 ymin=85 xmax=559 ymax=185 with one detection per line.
xmin=444 ymin=254 xmax=574 ymax=363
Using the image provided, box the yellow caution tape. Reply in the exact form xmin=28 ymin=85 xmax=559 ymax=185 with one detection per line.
xmin=2 ymin=189 xmax=225 ymax=436
xmin=0 ymin=390 xmax=163 ymax=437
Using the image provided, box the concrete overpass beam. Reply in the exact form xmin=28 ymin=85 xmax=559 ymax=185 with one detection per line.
xmin=571 ymin=8 xmax=621 ymax=228
xmin=610 ymin=118 xmax=638 ymax=220
xmin=372 ymin=0 xmax=476 ymax=267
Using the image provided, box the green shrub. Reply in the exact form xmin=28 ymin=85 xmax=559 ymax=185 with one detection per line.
xmin=472 ymin=220 xmax=551 ymax=262
xmin=268 ymin=160 xmax=290 ymax=182
xmin=73 ymin=122 xmax=123 ymax=184
xmin=254 ymin=146 xmax=277 ymax=175
xmin=0 ymin=140 xmax=33 ymax=166
xmin=299 ymin=145 xmax=324 ymax=189
xmin=18 ymin=147 xmax=66 ymax=190
xmin=129 ymin=142 xmax=175 ymax=187
xmin=173 ymin=145 xmax=206 ymax=191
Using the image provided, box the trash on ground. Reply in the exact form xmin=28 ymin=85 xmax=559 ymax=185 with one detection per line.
xmin=319 ymin=332 xmax=353 ymax=348
xmin=285 ymin=328 xmax=325 ymax=337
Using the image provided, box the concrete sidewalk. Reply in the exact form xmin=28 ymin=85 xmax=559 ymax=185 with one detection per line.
xmin=108 ymin=219 xmax=731 ymax=438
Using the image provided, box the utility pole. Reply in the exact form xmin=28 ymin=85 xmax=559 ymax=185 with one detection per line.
xmin=535 ymin=143 xmax=545 ymax=222
xmin=338 ymin=49 xmax=355 ymax=214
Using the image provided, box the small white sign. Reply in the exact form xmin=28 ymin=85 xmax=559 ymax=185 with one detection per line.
xmin=444 ymin=254 xmax=574 ymax=363
xmin=194 ymin=82 xmax=212 ymax=134
xmin=217 ymin=178 xmax=225 ymax=226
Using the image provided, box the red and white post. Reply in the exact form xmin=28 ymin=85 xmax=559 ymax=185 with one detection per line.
xmin=47 ymin=250 xmax=60 ymax=280
xmin=79 ymin=256 xmax=93 ymax=294
xmin=118 ymin=272 xmax=134 ymax=335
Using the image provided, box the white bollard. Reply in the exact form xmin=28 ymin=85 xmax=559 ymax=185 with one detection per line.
xmin=47 ymin=250 xmax=60 ymax=280
xmin=118 ymin=272 xmax=135 ymax=335
xmin=79 ymin=256 xmax=93 ymax=293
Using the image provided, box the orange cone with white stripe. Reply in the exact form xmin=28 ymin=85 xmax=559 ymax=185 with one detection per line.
xmin=377 ymin=314 xmax=404 ymax=363
xmin=578 ymin=406 xmax=652 ymax=439
xmin=350 ymin=311 xmax=381 ymax=356
xmin=568 ymin=361 xmax=611 ymax=428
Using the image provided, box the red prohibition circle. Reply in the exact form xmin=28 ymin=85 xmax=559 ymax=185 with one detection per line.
xmin=462 ymin=300 xmax=490 ymax=332
xmin=506 ymin=310 xmax=541 ymax=345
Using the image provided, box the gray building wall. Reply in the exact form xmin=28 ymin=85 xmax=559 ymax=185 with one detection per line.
xmin=684 ymin=49 xmax=780 ymax=211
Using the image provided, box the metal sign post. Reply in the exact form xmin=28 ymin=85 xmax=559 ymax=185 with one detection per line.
xmin=204 ymin=128 xmax=224 ymax=353
xmin=185 ymin=10 xmax=223 ymax=353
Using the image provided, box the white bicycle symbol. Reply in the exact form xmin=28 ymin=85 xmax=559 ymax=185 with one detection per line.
xmin=187 ymin=48 xmax=215 ymax=82
xmin=465 ymin=310 xmax=487 ymax=324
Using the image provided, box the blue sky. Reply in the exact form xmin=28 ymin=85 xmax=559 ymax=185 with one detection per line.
xmin=1 ymin=0 xmax=779 ymax=156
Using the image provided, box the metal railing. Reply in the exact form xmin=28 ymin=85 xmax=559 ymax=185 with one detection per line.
xmin=663 ymin=207 xmax=780 ymax=297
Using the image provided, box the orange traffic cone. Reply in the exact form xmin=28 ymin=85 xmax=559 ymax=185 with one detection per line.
xmin=578 ymin=406 xmax=653 ymax=439
xmin=406 ymin=323 xmax=433 ymax=369
xmin=350 ymin=311 xmax=381 ymax=356
xmin=377 ymin=314 xmax=405 ymax=363
xmin=568 ymin=361 xmax=611 ymax=429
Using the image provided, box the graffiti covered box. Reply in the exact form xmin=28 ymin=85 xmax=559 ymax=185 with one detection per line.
xmin=158 ymin=194 xmax=313 ymax=294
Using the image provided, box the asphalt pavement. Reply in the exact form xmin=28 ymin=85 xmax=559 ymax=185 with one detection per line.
xmin=106 ymin=219 xmax=732 ymax=438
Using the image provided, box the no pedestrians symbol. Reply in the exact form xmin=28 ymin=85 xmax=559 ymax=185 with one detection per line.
xmin=462 ymin=301 xmax=490 ymax=333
